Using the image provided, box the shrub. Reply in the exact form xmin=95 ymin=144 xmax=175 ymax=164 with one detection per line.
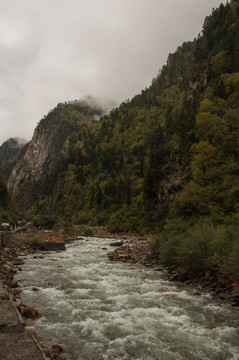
xmin=80 ymin=226 xmax=93 ymax=237
xmin=26 ymin=236 xmax=45 ymax=250
xmin=177 ymin=223 xmax=224 ymax=273
xmin=33 ymin=214 xmax=57 ymax=229
xmin=151 ymin=220 xmax=239 ymax=281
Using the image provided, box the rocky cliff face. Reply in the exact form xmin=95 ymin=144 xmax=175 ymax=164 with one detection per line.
xmin=0 ymin=138 xmax=27 ymax=178
xmin=8 ymin=103 xmax=92 ymax=209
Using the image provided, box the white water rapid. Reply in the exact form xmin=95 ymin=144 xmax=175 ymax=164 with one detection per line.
xmin=16 ymin=237 xmax=239 ymax=360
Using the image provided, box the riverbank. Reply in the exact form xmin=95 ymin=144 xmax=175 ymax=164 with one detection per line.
xmin=107 ymin=234 xmax=239 ymax=307
xmin=0 ymin=229 xmax=76 ymax=360
xmin=14 ymin=232 xmax=239 ymax=360
xmin=2 ymin=225 xmax=239 ymax=305
xmin=1 ymin=226 xmax=238 ymax=359
xmin=0 ymin=280 xmax=47 ymax=360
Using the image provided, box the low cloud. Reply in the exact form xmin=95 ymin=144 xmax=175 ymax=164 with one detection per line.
xmin=0 ymin=0 xmax=226 ymax=145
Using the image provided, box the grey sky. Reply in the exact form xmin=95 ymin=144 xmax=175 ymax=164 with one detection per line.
xmin=0 ymin=0 xmax=226 ymax=145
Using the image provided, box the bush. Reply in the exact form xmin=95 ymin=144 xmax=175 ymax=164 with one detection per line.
xmin=177 ymin=223 xmax=224 ymax=273
xmin=151 ymin=218 xmax=190 ymax=266
xmin=33 ymin=214 xmax=57 ymax=229
xmin=26 ymin=236 xmax=45 ymax=250
xmin=80 ymin=226 xmax=93 ymax=237
xmin=151 ymin=220 xmax=239 ymax=281
xmin=226 ymin=226 xmax=239 ymax=282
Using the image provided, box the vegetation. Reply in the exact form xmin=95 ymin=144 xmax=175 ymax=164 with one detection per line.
xmin=151 ymin=220 xmax=239 ymax=284
xmin=0 ymin=138 xmax=28 ymax=178
xmin=26 ymin=234 xmax=46 ymax=250
xmin=8 ymin=1 xmax=239 ymax=284
xmin=32 ymin=214 xmax=58 ymax=230
xmin=0 ymin=173 xmax=16 ymax=223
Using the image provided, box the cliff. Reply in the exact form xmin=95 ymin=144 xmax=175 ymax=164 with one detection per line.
xmin=0 ymin=138 xmax=27 ymax=179
xmin=8 ymin=101 xmax=101 ymax=210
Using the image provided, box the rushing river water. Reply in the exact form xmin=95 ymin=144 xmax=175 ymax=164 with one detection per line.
xmin=16 ymin=237 xmax=239 ymax=360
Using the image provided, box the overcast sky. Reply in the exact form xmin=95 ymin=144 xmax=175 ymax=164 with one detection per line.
xmin=0 ymin=0 xmax=226 ymax=146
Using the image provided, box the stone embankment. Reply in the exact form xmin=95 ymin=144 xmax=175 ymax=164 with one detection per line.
xmin=0 ymin=229 xmax=72 ymax=360
xmin=0 ymin=281 xmax=46 ymax=360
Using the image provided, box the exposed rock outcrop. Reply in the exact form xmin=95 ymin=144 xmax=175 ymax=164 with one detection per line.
xmin=0 ymin=137 xmax=27 ymax=179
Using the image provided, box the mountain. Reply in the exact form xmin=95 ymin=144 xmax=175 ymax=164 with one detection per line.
xmin=8 ymin=99 xmax=106 ymax=210
xmin=0 ymin=137 xmax=28 ymax=179
xmin=9 ymin=1 xmax=239 ymax=228
xmin=8 ymin=1 xmax=239 ymax=285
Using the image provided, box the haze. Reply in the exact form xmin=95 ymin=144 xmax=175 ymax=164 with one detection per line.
xmin=0 ymin=0 xmax=226 ymax=145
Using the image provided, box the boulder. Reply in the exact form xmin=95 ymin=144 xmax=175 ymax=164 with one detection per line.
xmin=20 ymin=305 xmax=41 ymax=319
xmin=11 ymin=287 xmax=22 ymax=295
xmin=32 ymin=287 xmax=40 ymax=292
xmin=109 ymin=241 xmax=123 ymax=247
xmin=25 ymin=326 xmax=38 ymax=340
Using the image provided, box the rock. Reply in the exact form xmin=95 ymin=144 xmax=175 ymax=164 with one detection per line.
xmin=11 ymin=280 xmax=19 ymax=288
xmin=110 ymin=241 xmax=123 ymax=247
xmin=117 ymin=254 xmax=132 ymax=261
xmin=172 ymin=271 xmax=189 ymax=282
xmin=25 ymin=326 xmax=38 ymax=340
xmin=13 ymin=300 xmax=21 ymax=308
xmin=20 ymin=305 xmax=41 ymax=319
xmin=158 ymin=287 xmax=168 ymax=292
xmin=52 ymin=343 xmax=64 ymax=355
xmin=11 ymin=287 xmax=22 ymax=295
xmin=32 ymin=287 xmax=40 ymax=291
xmin=155 ymin=267 xmax=164 ymax=271
xmin=218 ymin=293 xmax=233 ymax=301
xmin=39 ymin=343 xmax=47 ymax=350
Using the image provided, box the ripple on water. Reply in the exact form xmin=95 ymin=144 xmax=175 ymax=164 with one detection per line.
xmin=16 ymin=237 xmax=239 ymax=360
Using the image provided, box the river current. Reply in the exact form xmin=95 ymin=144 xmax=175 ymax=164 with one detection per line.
xmin=16 ymin=237 xmax=239 ymax=360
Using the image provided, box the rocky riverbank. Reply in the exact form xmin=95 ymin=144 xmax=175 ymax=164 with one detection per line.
xmin=0 ymin=229 xmax=76 ymax=360
xmin=1 ymin=226 xmax=238 ymax=359
xmin=107 ymin=234 xmax=239 ymax=307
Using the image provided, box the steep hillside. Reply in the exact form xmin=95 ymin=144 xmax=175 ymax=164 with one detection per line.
xmin=0 ymin=173 xmax=16 ymax=222
xmin=9 ymin=1 xmax=239 ymax=228
xmin=8 ymin=100 xmax=104 ymax=210
xmin=34 ymin=1 xmax=239 ymax=230
xmin=0 ymin=138 xmax=27 ymax=178
xmin=8 ymin=0 xmax=239 ymax=284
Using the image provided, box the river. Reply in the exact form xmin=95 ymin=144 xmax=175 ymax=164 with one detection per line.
xmin=16 ymin=237 xmax=239 ymax=360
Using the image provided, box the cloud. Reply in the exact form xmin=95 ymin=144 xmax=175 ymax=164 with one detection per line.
xmin=0 ymin=0 xmax=227 ymax=145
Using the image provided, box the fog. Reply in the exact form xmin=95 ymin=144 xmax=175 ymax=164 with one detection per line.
xmin=0 ymin=0 xmax=226 ymax=145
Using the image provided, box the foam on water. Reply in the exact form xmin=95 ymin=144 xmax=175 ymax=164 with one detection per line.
xmin=16 ymin=237 xmax=239 ymax=360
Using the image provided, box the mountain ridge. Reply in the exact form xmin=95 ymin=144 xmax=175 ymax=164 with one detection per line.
xmin=2 ymin=0 xmax=239 ymax=287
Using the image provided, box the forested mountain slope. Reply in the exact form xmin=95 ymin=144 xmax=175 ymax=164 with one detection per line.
xmin=30 ymin=1 xmax=239 ymax=230
xmin=9 ymin=1 xmax=239 ymax=284
xmin=8 ymin=99 xmax=104 ymax=210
